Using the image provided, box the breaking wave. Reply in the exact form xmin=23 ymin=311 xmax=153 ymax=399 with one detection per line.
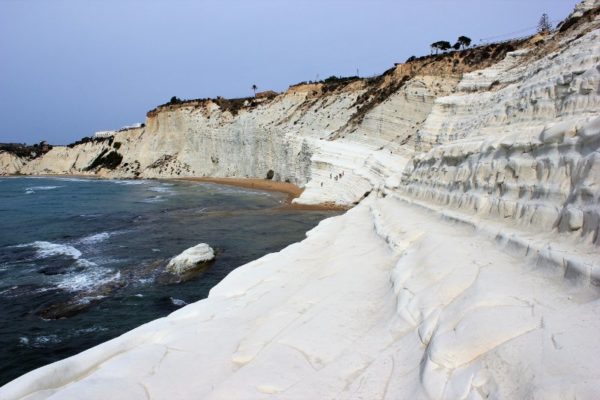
xmin=79 ymin=232 xmax=111 ymax=245
xmin=143 ymin=195 xmax=165 ymax=203
xmin=24 ymin=186 xmax=61 ymax=194
xmin=111 ymin=180 xmax=148 ymax=186
xmin=57 ymin=270 xmax=121 ymax=292
xmin=148 ymin=185 xmax=175 ymax=194
xmin=17 ymin=241 xmax=82 ymax=260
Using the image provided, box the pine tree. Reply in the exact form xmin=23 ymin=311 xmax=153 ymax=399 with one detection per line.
xmin=431 ymin=41 xmax=452 ymax=54
xmin=538 ymin=13 xmax=552 ymax=33
xmin=458 ymin=36 xmax=472 ymax=49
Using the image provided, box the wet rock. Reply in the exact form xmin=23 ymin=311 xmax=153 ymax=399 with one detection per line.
xmin=166 ymin=243 xmax=215 ymax=275
xmin=37 ymin=296 xmax=104 ymax=319
xmin=38 ymin=264 xmax=79 ymax=276
xmin=36 ymin=279 xmax=126 ymax=319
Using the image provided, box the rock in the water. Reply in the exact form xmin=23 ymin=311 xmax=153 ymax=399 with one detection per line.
xmin=166 ymin=243 xmax=215 ymax=274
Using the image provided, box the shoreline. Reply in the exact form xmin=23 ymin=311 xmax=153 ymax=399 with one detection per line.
xmin=175 ymin=177 xmax=349 ymax=211
xmin=4 ymin=174 xmax=349 ymax=212
xmin=176 ymin=177 xmax=302 ymax=200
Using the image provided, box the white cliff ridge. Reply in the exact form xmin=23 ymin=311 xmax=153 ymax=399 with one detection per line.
xmin=1 ymin=2 xmax=600 ymax=399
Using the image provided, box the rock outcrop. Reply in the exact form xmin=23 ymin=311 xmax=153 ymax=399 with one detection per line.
xmin=0 ymin=151 xmax=25 ymax=175
xmin=2 ymin=2 xmax=600 ymax=399
xmin=166 ymin=243 xmax=215 ymax=275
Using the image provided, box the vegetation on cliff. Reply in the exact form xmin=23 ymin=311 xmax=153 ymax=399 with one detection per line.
xmin=67 ymin=136 xmax=112 ymax=149
xmin=84 ymin=149 xmax=123 ymax=171
xmin=0 ymin=142 xmax=52 ymax=159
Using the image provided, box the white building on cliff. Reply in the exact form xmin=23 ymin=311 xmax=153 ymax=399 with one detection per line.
xmin=93 ymin=130 xmax=115 ymax=139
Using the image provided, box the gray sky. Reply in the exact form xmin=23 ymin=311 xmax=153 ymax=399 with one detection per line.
xmin=0 ymin=0 xmax=580 ymax=144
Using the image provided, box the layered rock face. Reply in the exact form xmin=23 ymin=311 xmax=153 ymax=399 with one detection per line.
xmin=17 ymin=85 xmax=362 ymax=185
xmin=402 ymin=28 xmax=600 ymax=249
xmin=2 ymin=2 xmax=600 ymax=399
xmin=0 ymin=151 xmax=25 ymax=175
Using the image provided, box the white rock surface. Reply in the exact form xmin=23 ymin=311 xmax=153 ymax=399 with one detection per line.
xmin=573 ymin=0 xmax=600 ymax=17
xmin=166 ymin=243 xmax=215 ymax=274
xmin=2 ymin=197 xmax=599 ymax=399
xmin=1 ymin=4 xmax=600 ymax=399
xmin=0 ymin=151 xmax=25 ymax=175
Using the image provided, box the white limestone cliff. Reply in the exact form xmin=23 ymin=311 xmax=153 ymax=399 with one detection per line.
xmin=1 ymin=2 xmax=600 ymax=399
xmin=0 ymin=151 xmax=25 ymax=175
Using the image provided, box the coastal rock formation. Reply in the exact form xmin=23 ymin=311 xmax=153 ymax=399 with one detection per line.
xmin=1 ymin=1 xmax=600 ymax=399
xmin=0 ymin=151 xmax=24 ymax=175
xmin=166 ymin=243 xmax=215 ymax=275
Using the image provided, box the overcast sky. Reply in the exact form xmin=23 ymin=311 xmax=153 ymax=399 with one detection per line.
xmin=0 ymin=0 xmax=580 ymax=144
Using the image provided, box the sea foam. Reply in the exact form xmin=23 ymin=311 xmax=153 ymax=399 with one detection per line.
xmin=24 ymin=186 xmax=61 ymax=194
xmin=79 ymin=232 xmax=111 ymax=245
xmin=57 ymin=270 xmax=121 ymax=292
xmin=19 ymin=241 xmax=82 ymax=260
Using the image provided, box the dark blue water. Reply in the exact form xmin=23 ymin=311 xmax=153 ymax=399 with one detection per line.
xmin=0 ymin=177 xmax=337 ymax=385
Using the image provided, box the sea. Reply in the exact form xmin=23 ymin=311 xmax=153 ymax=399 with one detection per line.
xmin=0 ymin=176 xmax=337 ymax=385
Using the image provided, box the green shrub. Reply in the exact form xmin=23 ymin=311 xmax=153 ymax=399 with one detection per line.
xmin=85 ymin=150 xmax=123 ymax=171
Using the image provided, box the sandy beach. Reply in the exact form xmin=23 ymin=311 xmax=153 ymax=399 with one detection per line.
xmin=176 ymin=177 xmax=349 ymax=211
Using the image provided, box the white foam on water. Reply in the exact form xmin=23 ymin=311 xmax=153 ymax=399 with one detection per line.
xmin=0 ymin=285 xmax=52 ymax=298
xmin=33 ymin=335 xmax=62 ymax=347
xmin=78 ymin=213 xmax=102 ymax=218
xmin=143 ymin=195 xmax=164 ymax=203
xmin=52 ymin=178 xmax=94 ymax=183
xmin=75 ymin=295 xmax=106 ymax=305
xmin=35 ymin=335 xmax=61 ymax=344
xmin=57 ymin=270 xmax=121 ymax=292
xmin=148 ymin=185 xmax=175 ymax=194
xmin=74 ymin=258 xmax=97 ymax=268
xmin=0 ymin=286 xmax=19 ymax=295
xmin=24 ymin=186 xmax=61 ymax=194
xmin=20 ymin=241 xmax=101 ymax=274
xmin=111 ymin=180 xmax=148 ymax=186
xmin=20 ymin=335 xmax=62 ymax=347
xmin=204 ymin=184 xmax=273 ymax=198
xmin=136 ymin=277 xmax=155 ymax=285
xmin=17 ymin=241 xmax=83 ymax=260
xmin=79 ymin=232 xmax=111 ymax=245
xmin=73 ymin=326 xmax=108 ymax=335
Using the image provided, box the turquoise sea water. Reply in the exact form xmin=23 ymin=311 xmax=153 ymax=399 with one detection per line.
xmin=0 ymin=177 xmax=337 ymax=385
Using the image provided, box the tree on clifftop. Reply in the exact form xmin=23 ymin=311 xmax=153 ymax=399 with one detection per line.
xmin=538 ymin=13 xmax=552 ymax=33
xmin=458 ymin=36 xmax=472 ymax=49
xmin=431 ymin=41 xmax=452 ymax=54
xmin=252 ymin=84 xmax=258 ymax=96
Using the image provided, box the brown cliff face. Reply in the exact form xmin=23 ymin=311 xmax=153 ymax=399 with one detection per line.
xmin=143 ymin=38 xmax=533 ymax=128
